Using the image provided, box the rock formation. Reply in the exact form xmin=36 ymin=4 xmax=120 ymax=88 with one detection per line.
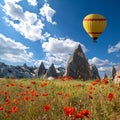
xmin=37 ymin=62 xmax=46 ymax=78
xmin=44 ymin=63 xmax=57 ymax=78
xmin=114 ymin=64 xmax=120 ymax=83
xmin=0 ymin=62 xmax=35 ymax=78
xmin=56 ymin=67 xmax=65 ymax=77
xmin=64 ymin=44 xmax=91 ymax=80
xmin=90 ymin=64 xmax=100 ymax=79
xmin=103 ymin=73 xmax=108 ymax=79
xmin=109 ymin=65 xmax=116 ymax=80
xmin=0 ymin=62 xmax=64 ymax=79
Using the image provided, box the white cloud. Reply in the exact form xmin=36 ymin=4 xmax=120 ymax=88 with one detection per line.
xmin=34 ymin=59 xmax=50 ymax=68
xmin=45 ymin=53 xmax=67 ymax=66
xmin=27 ymin=0 xmax=37 ymax=6
xmin=0 ymin=33 xmax=34 ymax=63
xmin=34 ymin=53 xmax=68 ymax=68
xmin=41 ymin=37 xmax=87 ymax=67
xmin=42 ymin=37 xmax=87 ymax=54
xmin=108 ymin=42 xmax=120 ymax=53
xmin=88 ymin=57 xmax=116 ymax=78
xmin=88 ymin=57 xmax=110 ymax=67
xmin=40 ymin=3 xmax=56 ymax=25
xmin=4 ymin=0 xmax=22 ymax=4
xmin=2 ymin=0 xmax=49 ymax=41
xmin=98 ymin=66 xmax=111 ymax=72
xmin=3 ymin=0 xmax=24 ymax=20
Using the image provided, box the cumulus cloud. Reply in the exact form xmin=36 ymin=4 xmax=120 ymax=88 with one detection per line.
xmin=88 ymin=57 xmax=110 ymax=67
xmin=3 ymin=0 xmax=24 ymax=20
xmin=0 ymin=33 xmax=34 ymax=63
xmin=42 ymin=37 xmax=87 ymax=54
xmin=98 ymin=66 xmax=111 ymax=72
xmin=34 ymin=59 xmax=51 ymax=68
xmin=41 ymin=37 xmax=88 ymax=67
xmin=40 ymin=3 xmax=56 ymax=25
xmin=108 ymin=42 xmax=120 ymax=53
xmin=2 ymin=0 xmax=50 ymax=41
xmin=27 ymin=0 xmax=37 ymax=6
xmin=2 ymin=0 xmax=88 ymax=69
xmin=88 ymin=57 xmax=116 ymax=76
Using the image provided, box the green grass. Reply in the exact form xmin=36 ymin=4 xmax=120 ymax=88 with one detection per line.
xmin=0 ymin=78 xmax=120 ymax=120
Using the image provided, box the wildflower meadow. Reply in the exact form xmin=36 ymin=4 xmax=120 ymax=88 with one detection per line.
xmin=0 ymin=77 xmax=120 ymax=120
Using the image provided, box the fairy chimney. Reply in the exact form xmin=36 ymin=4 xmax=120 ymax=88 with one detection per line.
xmin=109 ymin=65 xmax=116 ymax=80
xmin=38 ymin=62 xmax=46 ymax=78
xmin=44 ymin=63 xmax=57 ymax=78
xmin=103 ymin=73 xmax=108 ymax=79
xmin=90 ymin=64 xmax=100 ymax=80
xmin=64 ymin=44 xmax=91 ymax=80
xmin=114 ymin=64 xmax=120 ymax=83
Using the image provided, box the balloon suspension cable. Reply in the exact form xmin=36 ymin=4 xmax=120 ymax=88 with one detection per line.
xmin=93 ymin=40 xmax=97 ymax=43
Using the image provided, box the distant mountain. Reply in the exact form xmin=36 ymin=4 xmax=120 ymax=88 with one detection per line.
xmin=0 ymin=62 xmax=65 ymax=79
xmin=0 ymin=62 xmax=36 ymax=78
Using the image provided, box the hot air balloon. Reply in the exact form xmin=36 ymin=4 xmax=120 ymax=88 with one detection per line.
xmin=83 ymin=14 xmax=107 ymax=42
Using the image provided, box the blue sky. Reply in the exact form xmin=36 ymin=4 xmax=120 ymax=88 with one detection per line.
xmin=0 ymin=0 xmax=120 ymax=77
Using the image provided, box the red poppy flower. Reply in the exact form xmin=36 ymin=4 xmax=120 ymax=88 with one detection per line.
xmin=57 ymin=91 xmax=62 ymax=95
xmin=67 ymin=76 xmax=73 ymax=80
xmin=65 ymin=93 xmax=70 ymax=99
xmin=63 ymin=106 xmax=75 ymax=116
xmin=76 ymin=84 xmax=81 ymax=87
xmin=42 ymin=93 xmax=48 ymax=96
xmin=30 ymin=89 xmax=36 ymax=96
xmin=107 ymin=93 xmax=114 ymax=101
xmin=29 ymin=97 xmax=34 ymax=101
xmin=16 ymin=94 xmax=19 ymax=96
xmin=117 ymin=76 xmax=120 ymax=78
xmin=12 ymin=106 xmax=18 ymax=113
xmin=89 ymin=86 xmax=93 ymax=91
xmin=92 ymin=82 xmax=97 ymax=86
xmin=44 ymin=104 xmax=51 ymax=112
xmin=80 ymin=109 xmax=90 ymax=118
xmin=6 ymin=100 xmax=11 ymax=107
xmin=31 ymin=81 xmax=36 ymax=84
xmin=19 ymin=84 xmax=23 ymax=88
xmin=88 ymin=95 xmax=93 ymax=99
xmin=24 ymin=96 xmax=29 ymax=101
xmin=89 ymin=91 xmax=93 ymax=94
xmin=35 ymin=93 xmax=40 ymax=97
xmin=13 ymin=99 xmax=18 ymax=104
xmin=96 ymin=79 xmax=100 ymax=82
xmin=10 ymin=83 xmax=14 ymax=86
xmin=41 ymin=82 xmax=47 ymax=87
xmin=26 ymin=86 xmax=30 ymax=89
xmin=21 ymin=90 xmax=28 ymax=96
xmin=5 ymin=109 xmax=12 ymax=114
xmin=62 ymin=76 xmax=66 ymax=81
xmin=103 ymin=78 xmax=109 ymax=84
xmin=110 ymin=84 xmax=114 ymax=88
xmin=0 ymin=104 xmax=3 ymax=111
xmin=4 ymin=91 xmax=7 ymax=96
xmin=6 ymin=84 xmax=9 ymax=87
xmin=74 ymin=112 xmax=83 ymax=118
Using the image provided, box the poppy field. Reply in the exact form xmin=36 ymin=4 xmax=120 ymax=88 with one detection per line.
xmin=0 ymin=77 xmax=120 ymax=120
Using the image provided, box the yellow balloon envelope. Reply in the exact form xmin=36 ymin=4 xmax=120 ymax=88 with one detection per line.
xmin=83 ymin=14 xmax=107 ymax=42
